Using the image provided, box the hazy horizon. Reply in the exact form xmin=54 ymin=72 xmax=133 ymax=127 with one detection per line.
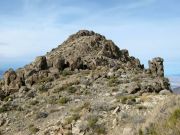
xmin=0 ymin=0 xmax=180 ymax=75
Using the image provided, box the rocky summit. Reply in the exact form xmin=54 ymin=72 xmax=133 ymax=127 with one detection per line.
xmin=0 ymin=30 xmax=178 ymax=135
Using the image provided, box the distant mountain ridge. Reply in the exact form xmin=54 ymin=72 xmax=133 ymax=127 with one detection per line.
xmin=168 ymin=75 xmax=180 ymax=88
xmin=168 ymin=74 xmax=180 ymax=94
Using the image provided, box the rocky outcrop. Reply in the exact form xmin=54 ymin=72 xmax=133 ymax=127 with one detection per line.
xmin=0 ymin=30 xmax=171 ymax=95
xmin=34 ymin=56 xmax=48 ymax=71
xmin=148 ymin=57 xmax=164 ymax=77
xmin=2 ymin=69 xmax=23 ymax=93
xmin=0 ymin=30 xmax=174 ymax=135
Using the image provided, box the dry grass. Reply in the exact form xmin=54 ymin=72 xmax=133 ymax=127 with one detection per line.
xmin=140 ymin=95 xmax=180 ymax=135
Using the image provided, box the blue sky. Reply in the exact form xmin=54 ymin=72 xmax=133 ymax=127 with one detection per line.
xmin=0 ymin=0 xmax=180 ymax=75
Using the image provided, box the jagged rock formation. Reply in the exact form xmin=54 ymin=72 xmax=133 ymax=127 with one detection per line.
xmin=0 ymin=30 xmax=169 ymax=95
xmin=148 ymin=57 xmax=164 ymax=77
xmin=0 ymin=30 xmax=173 ymax=135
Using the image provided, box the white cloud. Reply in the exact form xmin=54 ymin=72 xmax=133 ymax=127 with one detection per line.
xmin=0 ymin=0 xmax=179 ymax=75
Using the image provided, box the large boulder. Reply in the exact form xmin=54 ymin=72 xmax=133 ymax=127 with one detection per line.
xmin=53 ymin=57 xmax=67 ymax=71
xmin=34 ymin=56 xmax=48 ymax=70
xmin=3 ymin=69 xmax=23 ymax=93
xmin=98 ymin=40 xmax=121 ymax=59
xmin=149 ymin=57 xmax=164 ymax=77
xmin=70 ymin=57 xmax=87 ymax=70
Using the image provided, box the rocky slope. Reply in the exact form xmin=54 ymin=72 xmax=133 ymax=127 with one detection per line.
xmin=0 ymin=30 xmax=176 ymax=135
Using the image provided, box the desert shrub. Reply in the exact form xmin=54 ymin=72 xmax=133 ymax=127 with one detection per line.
xmin=67 ymin=86 xmax=77 ymax=94
xmin=142 ymin=108 xmax=180 ymax=135
xmin=168 ymin=108 xmax=180 ymax=125
xmin=87 ymin=115 xmax=106 ymax=134
xmin=53 ymin=80 xmax=80 ymax=93
xmin=87 ymin=115 xmax=98 ymax=128
xmin=60 ymin=70 xmax=73 ymax=76
xmin=112 ymin=88 xmax=119 ymax=92
xmin=47 ymin=96 xmax=58 ymax=104
xmin=108 ymin=77 xmax=119 ymax=87
xmin=3 ymin=96 xmax=12 ymax=102
xmin=117 ymin=95 xmax=137 ymax=104
xmin=138 ymin=129 xmax=143 ymax=135
xmin=0 ymin=106 xmax=7 ymax=113
xmin=71 ymin=102 xmax=90 ymax=112
xmin=136 ymin=105 xmax=147 ymax=110
xmin=47 ymin=96 xmax=69 ymax=105
xmin=29 ymin=100 xmax=39 ymax=106
xmin=38 ymin=77 xmax=54 ymax=84
xmin=36 ymin=112 xmax=48 ymax=119
xmin=28 ymin=124 xmax=40 ymax=134
xmin=58 ymin=97 xmax=69 ymax=105
xmin=38 ymin=84 xmax=48 ymax=93
xmin=94 ymin=124 xmax=106 ymax=134
xmin=65 ymin=114 xmax=80 ymax=124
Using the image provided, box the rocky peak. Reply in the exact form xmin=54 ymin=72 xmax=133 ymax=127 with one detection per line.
xmin=0 ymin=30 xmax=174 ymax=135
xmin=0 ymin=30 xmax=170 ymax=94
xmin=46 ymin=30 xmax=123 ymax=70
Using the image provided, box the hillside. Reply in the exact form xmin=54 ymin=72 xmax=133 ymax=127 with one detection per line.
xmin=0 ymin=30 xmax=178 ymax=135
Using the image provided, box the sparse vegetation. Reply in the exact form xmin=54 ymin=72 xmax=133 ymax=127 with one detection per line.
xmin=67 ymin=86 xmax=77 ymax=94
xmin=58 ymin=97 xmax=69 ymax=105
xmin=29 ymin=100 xmax=39 ymax=106
xmin=53 ymin=80 xmax=80 ymax=93
xmin=36 ymin=112 xmax=48 ymax=119
xmin=87 ymin=115 xmax=98 ymax=128
xmin=28 ymin=124 xmax=40 ymax=134
xmin=94 ymin=124 xmax=106 ymax=134
xmin=140 ymin=108 xmax=180 ymax=135
xmin=108 ymin=77 xmax=119 ymax=87
xmin=65 ymin=114 xmax=80 ymax=124
xmin=0 ymin=107 xmax=7 ymax=113
xmin=116 ymin=95 xmax=137 ymax=104
xmin=38 ymin=84 xmax=49 ymax=92
xmin=87 ymin=115 xmax=106 ymax=134
xmin=60 ymin=70 xmax=73 ymax=76
xmin=71 ymin=102 xmax=91 ymax=112
xmin=136 ymin=105 xmax=147 ymax=110
xmin=38 ymin=77 xmax=54 ymax=84
xmin=3 ymin=96 xmax=12 ymax=102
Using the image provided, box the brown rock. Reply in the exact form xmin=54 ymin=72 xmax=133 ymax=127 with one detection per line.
xmin=34 ymin=56 xmax=48 ymax=70
xmin=149 ymin=57 xmax=164 ymax=77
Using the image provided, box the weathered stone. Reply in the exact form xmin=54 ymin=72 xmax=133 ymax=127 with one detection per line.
xmin=99 ymin=40 xmax=121 ymax=59
xmin=127 ymin=82 xmax=141 ymax=94
xmin=149 ymin=57 xmax=164 ymax=77
xmin=159 ymin=89 xmax=172 ymax=95
xmin=70 ymin=57 xmax=87 ymax=70
xmin=34 ymin=56 xmax=48 ymax=70
xmin=3 ymin=69 xmax=23 ymax=92
xmin=53 ymin=57 xmax=67 ymax=71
